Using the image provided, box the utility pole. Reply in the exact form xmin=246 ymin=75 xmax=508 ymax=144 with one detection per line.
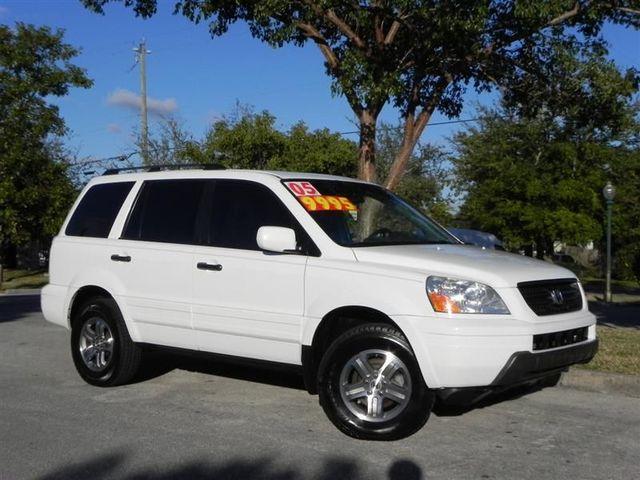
xmin=133 ymin=40 xmax=151 ymax=164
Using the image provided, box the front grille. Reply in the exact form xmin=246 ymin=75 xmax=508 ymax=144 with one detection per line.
xmin=533 ymin=327 xmax=589 ymax=351
xmin=517 ymin=278 xmax=582 ymax=316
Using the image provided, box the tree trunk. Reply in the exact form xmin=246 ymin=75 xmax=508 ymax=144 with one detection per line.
xmin=384 ymin=77 xmax=449 ymax=191
xmin=357 ymin=110 xmax=378 ymax=183
xmin=0 ymin=241 xmax=17 ymax=269
xmin=536 ymin=239 xmax=545 ymax=260
xmin=385 ymin=128 xmax=419 ymax=191
xmin=385 ymin=106 xmax=435 ymax=191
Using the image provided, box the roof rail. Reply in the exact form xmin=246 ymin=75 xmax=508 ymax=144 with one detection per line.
xmin=102 ymin=163 xmax=226 ymax=175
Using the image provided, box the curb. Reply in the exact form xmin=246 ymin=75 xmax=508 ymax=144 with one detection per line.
xmin=560 ymin=368 xmax=640 ymax=398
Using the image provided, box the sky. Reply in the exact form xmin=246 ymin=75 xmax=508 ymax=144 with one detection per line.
xmin=1 ymin=0 xmax=639 ymax=166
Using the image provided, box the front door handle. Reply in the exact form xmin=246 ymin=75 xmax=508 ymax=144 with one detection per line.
xmin=197 ymin=262 xmax=223 ymax=271
xmin=110 ymin=254 xmax=131 ymax=262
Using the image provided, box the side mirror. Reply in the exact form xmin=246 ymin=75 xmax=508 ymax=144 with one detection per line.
xmin=256 ymin=226 xmax=298 ymax=253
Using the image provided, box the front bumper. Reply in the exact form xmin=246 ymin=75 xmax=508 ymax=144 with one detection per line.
xmin=491 ymin=339 xmax=598 ymax=386
xmin=437 ymin=339 xmax=598 ymax=405
xmin=392 ymin=309 xmax=597 ymax=388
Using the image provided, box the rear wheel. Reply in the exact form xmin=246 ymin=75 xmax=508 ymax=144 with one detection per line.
xmin=71 ymin=296 xmax=141 ymax=387
xmin=318 ymin=324 xmax=434 ymax=440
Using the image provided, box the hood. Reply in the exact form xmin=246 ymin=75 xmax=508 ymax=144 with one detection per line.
xmin=352 ymin=244 xmax=575 ymax=288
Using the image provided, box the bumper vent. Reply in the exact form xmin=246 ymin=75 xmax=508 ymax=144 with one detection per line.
xmin=533 ymin=326 xmax=589 ymax=351
xmin=517 ymin=278 xmax=582 ymax=316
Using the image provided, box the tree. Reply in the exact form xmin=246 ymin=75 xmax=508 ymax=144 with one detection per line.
xmin=453 ymin=111 xmax=640 ymax=259
xmin=0 ymin=23 xmax=92 ymax=268
xmin=606 ymin=137 xmax=640 ymax=282
xmin=276 ymin=122 xmax=357 ymax=177
xmin=204 ymin=108 xmax=288 ymax=169
xmin=452 ymin=45 xmax=639 ymax=259
xmin=83 ymin=1 xmax=639 ymax=189
xmin=140 ymin=106 xmax=357 ymax=176
xmin=454 ymin=112 xmax=602 ymax=257
xmin=137 ymin=117 xmax=201 ymax=166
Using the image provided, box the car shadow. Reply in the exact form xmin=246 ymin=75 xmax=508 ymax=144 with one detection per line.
xmin=0 ymin=294 xmax=41 ymax=323
xmin=36 ymin=451 xmax=425 ymax=480
xmin=432 ymin=377 xmax=557 ymax=417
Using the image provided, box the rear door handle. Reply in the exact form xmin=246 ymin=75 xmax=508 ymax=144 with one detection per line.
xmin=197 ymin=262 xmax=223 ymax=271
xmin=110 ymin=254 xmax=131 ymax=262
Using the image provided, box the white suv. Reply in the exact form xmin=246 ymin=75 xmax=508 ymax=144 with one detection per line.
xmin=42 ymin=168 xmax=597 ymax=440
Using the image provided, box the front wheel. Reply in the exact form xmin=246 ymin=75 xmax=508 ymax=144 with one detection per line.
xmin=318 ymin=324 xmax=434 ymax=440
xmin=71 ymin=296 xmax=142 ymax=387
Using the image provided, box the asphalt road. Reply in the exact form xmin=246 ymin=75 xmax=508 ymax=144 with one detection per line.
xmin=1 ymin=293 xmax=639 ymax=480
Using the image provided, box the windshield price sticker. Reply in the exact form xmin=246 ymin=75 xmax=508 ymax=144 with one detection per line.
xmin=285 ymin=181 xmax=321 ymax=197
xmin=299 ymin=195 xmax=357 ymax=212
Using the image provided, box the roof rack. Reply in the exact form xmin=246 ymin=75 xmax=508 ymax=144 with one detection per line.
xmin=102 ymin=163 xmax=226 ymax=176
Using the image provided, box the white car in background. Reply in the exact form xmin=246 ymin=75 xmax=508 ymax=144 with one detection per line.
xmin=42 ymin=167 xmax=598 ymax=440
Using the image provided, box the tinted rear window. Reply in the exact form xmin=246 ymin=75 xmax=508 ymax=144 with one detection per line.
xmin=122 ymin=179 xmax=207 ymax=244
xmin=65 ymin=182 xmax=134 ymax=238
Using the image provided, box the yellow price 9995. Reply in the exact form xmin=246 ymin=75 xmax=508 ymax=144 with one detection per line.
xmin=299 ymin=195 xmax=357 ymax=211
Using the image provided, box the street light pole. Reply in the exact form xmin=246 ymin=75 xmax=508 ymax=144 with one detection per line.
xmin=602 ymin=181 xmax=616 ymax=303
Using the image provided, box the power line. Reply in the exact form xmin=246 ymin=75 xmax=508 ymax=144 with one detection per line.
xmin=68 ymin=151 xmax=138 ymax=168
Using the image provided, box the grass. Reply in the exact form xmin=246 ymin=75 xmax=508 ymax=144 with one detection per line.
xmin=0 ymin=269 xmax=48 ymax=291
xmin=579 ymin=326 xmax=640 ymax=376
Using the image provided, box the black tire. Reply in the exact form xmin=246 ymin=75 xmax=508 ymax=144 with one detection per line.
xmin=318 ymin=323 xmax=434 ymax=441
xmin=71 ymin=296 xmax=142 ymax=387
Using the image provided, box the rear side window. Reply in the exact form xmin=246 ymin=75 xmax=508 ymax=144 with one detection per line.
xmin=65 ymin=182 xmax=134 ymax=238
xmin=122 ymin=179 xmax=207 ymax=244
xmin=206 ymin=179 xmax=317 ymax=253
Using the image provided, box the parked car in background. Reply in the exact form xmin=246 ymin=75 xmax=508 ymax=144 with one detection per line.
xmin=447 ymin=227 xmax=504 ymax=250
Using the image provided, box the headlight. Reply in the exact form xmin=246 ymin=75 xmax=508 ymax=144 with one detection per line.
xmin=426 ymin=276 xmax=510 ymax=314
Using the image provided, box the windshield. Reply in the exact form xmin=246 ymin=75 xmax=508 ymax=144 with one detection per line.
xmin=282 ymin=179 xmax=459 ymax=247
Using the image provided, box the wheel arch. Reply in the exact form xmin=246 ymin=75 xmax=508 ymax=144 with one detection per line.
xmin=68 ymin=285 xmax=114 ymax=328
xmin=66 ymin=284 xmax=140 ymax=341
xmin=301 ymin=305 xmax=410 ymax=394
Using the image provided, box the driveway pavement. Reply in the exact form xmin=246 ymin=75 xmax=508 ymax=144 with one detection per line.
xmin=1 ymin=293 xmax=639 ymax=480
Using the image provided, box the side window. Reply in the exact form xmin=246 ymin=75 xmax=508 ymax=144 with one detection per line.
xmin=207 ymin=180 xmax=313 ymax=252
xmin=122 ymin=179 xmax=207 ymax=245
xmin=65 ymin=182 xmax=134 ymax=238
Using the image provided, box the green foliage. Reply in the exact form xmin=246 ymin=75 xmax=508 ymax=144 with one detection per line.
xmin=274 ymin=122 xmax=357 ymax=177
xmin=609 ymin=147 xmax=640 ymax=281
xmin=0 ymin=23 xmax=92 ymax=255
xmin=143 ymin=105 xmax=357 ymax=176
xmin=453 ymin=110 xmax=640 ymax=255
xmin=205 ymin=108 xmax=288 ymax=170
xmin=454 ymin=126 xmax=638 ymax=266
xmin=453 ymin=38 xmax=639 ymax=259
